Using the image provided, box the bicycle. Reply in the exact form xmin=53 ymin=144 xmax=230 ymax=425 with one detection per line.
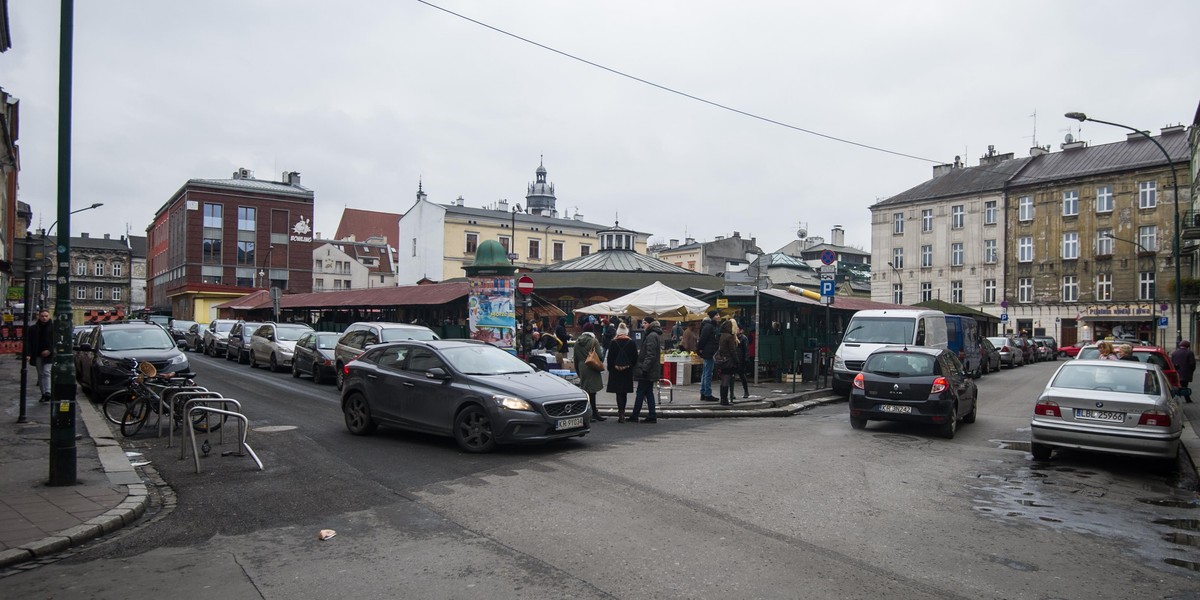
xmin=101 ymin=359 xmax=180 ymax=426
xmin=105 ymin=359 xmax=225 ymax=437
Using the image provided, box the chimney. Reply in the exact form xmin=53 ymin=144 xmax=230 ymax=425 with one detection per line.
xmin=732 ymin=231 xmax=741 ymax=239
xmin=455 ymin=196 xmax=465 ymax=207
xmin=978 ymin=146 xmax=1015 ymax=166
xmin=715 ymin=235 xmax=724 ymax=241
xmin=233 ymin=167 xmax=253 ymax=180
xmin=1060 ymin=134 xmax=1086 ymax=150
xmin=104 ymin=233 xmax=111 ymax=240
xmin=283 ymin=171 xmax=301 ymax=186
xmin=1161 ymin=125 xmax=1186 ymax=135
xmin=669 ymin=239 xmax=678 ymax=248
xmin=81 ymin=232 xmax=89 ymax=238
xmin=1126 ymin=132 xmax=1146 ymax=142
xmin=497 ymin=199 xmax=509 ymax=211
xmin=573 ymin=212 xmax=584 ymax=220
xmin=1030 ymin=146 xmax=1049 ymax=157
xmin=831 ymin=226 xmax=844 ymax=247
xmin=686 ymin=237 xmax=695 ymax=245
xmin=931 ymin=156 xmax=963 ymax=178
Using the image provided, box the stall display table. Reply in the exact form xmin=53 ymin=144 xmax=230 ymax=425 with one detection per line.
xmin=662 ymin=354 xmax=699 ymax=385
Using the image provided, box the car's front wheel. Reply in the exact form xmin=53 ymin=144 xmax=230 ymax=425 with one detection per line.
xmin=454 ymin=405 xmax=496 ymax=453
xmin=249 ymin=351 xmax=259 ymax=368
xmin=291 ymin=363 xmax=301 ymax=378
xmin=335 ymin=363 xmax=345 ymax=390
xmin=342 ymin=393 xmax=377 ymax=435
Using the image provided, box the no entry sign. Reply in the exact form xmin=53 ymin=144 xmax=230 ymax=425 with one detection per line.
xmin=517 ymin=275 xmax=535 ymax=295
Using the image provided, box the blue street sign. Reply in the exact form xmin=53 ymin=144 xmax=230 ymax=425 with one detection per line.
xmin=820 ymin=280 xmax=835 ymax=296
xmin=1000 ymin=313 xmax=1009 ymax=322
xmin=1159 ymin=316 xmax=1169 ymax=328
xmin=820 ymin=249 xmax=837 ymax=265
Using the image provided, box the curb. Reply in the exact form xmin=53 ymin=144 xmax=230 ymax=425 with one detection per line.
xmin=595 ymin=389 xmax=844 ymax=418
xmin=0 ymin=397 xmax=149 ymax=570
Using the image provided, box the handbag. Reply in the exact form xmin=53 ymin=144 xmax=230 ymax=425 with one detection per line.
xmin=713 ymin=351 xmax=728 ymax=367
xmin=585 ymin=348 xmax=604 ymax=371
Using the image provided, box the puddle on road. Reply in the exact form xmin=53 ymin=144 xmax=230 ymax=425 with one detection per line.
xmin=1155 ymin=518 xmax=1200 ymax=532
xmin=1161 ymin=532 xmax=1200 ymax=548
xmin=1163 ymin=558 xmax=1200 ymax=572
xmin=1138 ymin=497 xmax=1199 ymax=509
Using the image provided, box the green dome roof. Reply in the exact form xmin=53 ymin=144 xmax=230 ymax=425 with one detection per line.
xmin=463 ymin=239 xmax=517 ymax=276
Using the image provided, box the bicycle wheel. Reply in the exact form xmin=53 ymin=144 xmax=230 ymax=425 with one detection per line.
xmin=180 ymin=399 xmax=226 ymax=433
xmin=103 ymin=389 xmax=134 ymax=426
xmin=121 ymin=395 xmax=151 ymax=437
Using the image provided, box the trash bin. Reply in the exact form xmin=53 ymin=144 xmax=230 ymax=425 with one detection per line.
xmin=803 ymin=350 xmax=818 ymax=382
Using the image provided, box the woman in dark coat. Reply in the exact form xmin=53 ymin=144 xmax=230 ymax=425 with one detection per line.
xmin=629 ymin=318 xmax=663 ymax=423
xmin=717 ymin=318 xmax=742 ymax=405
xmin=605 ymin=322 xmax=639 ymax=422
xmin=571 ymin=324 xmax=606 ymax=421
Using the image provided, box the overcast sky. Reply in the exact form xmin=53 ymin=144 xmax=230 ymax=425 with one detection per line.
xmin=4 ymin=1 xmax=1198 ymax=255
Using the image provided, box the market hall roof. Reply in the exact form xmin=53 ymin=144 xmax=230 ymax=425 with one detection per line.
xmin=531 ymin=222 xmax=723 ymax=291
xmin=214 ymin=282 xmax=470 ymax=311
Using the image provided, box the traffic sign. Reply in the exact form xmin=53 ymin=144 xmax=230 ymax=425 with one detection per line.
xmin=819 ymin=265 xmax=837 ymax=274
xmin=516 ymin=275 xmax=535 ymax=295
xmin=820 ymin=249 xmax=837 ymax=265
xmin=1000 ymin=313 xmax=1008 ymax=322
xmin=819 ymin=272 xmax=835 ymax=282
xmin=820 ymin=280 xmax=835 ymax=296
xmin=1159 ymin=316 xmax=1169 ymax=329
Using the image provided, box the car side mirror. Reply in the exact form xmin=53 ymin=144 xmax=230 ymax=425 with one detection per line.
xmin=78 ymin=342 xmax=94 ymax=352
xmin=425 ymin=367 xmax=451 ymax=380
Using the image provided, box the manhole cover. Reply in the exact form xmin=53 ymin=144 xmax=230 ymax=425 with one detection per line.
xmin=253 ymin=425 xmax=298 ymax=433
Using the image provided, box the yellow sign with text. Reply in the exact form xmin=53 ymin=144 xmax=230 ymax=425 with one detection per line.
xmin=716 ymin=299 xmax=728 ymax=308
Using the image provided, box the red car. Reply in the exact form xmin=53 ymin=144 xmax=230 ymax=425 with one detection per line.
xmin=1058 ymin=344 xmax=1084 ymax=358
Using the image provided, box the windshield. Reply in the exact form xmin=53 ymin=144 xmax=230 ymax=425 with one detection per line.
xmin=315 ymin=334 xmax=339 ymax=349
xmin=382 ymin=328 xmax=439 ymax=342
xmin=865 ymin=352 xmax=936 ymax=376
xmin=842 ymin=317 xmax=916 ymax=345
xmin=215 ymin=322 xmax=234 ymax=333
xmin=100 ymin=328 xmax=175 ymax=351
xmin=1052 ymin=363 xmax=1161 ymax=395
xmin=442 ymin=344 xmax=535 ymax=375
xmin=173 ymin=320 xmax=197 ymax=330
xmin=276 ymin=325 xmax=313 ymax=341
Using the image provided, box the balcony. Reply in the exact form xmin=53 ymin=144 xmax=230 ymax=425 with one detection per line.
xmin=1183 ymin=210 xmax=1200 ymax=241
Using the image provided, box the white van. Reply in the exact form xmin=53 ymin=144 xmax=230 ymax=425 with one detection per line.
xmin=832 ymin=309 xmax=948 ymax=395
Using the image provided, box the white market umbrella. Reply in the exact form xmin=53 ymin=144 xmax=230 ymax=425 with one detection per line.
xmin=575 ymin=281 xmax=711 ymax=321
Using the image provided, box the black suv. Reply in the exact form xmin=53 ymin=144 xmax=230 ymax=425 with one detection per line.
xmin=75 ymin=321 xmax=192 ymax=400
xmin=224 ymin=321 xmax=264 ymax=364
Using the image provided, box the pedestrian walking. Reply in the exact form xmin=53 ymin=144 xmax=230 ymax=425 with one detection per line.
xmin=26 ymin=309 xmax=54 ymax=402
xmin=1171 ymin=340 xmax=1196 ymax=403
xmin=605 ymin=322 xmax=638 ymax=422
xmin=629 ymin=317 xmax=663 ymax=423
xmin=717 ymin=317 xmax=741 ymax=405
xmin=572 ymin=323 xmax=606 ymax=421
xmin=698 ymin=310 xmax=721 ymax=402
xmin=736 ymin=322 xmax=751 ymax=399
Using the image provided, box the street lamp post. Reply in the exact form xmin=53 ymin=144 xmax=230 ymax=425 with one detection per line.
xmin=39 ymin=202 xmax=103 ymax=310
xmin=510 ymin=203 xmax=523 ymax=357
xmin=1066 ymin=112 xmax=1183 ymax=344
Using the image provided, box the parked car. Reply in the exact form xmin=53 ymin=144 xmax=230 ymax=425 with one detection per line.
xmin=1017 ymin=336 xmax=1037 ymax=363
xmin=1033 ymin=339 xmax=1054 ymax=362
xmin=847 ymin=346 xmax=978 ymax=439
xmin=182 ymin=322 xmax=205 ymax=351
xmin=249 ymin=322 xmax=315 ymax=371
xmin=1032 ymin=336 xmax=1058 ymax=361
xmin=980 ymin=337 xmax=1001 ymax=374
xmin=1030 ymin=359 xmax=1182 ymax=462
xmin=1074 ymin=344 xmax=1181 ymax=388
xmin=75 ymin=321 xmax=192 ymax=400
xmin=202 ymin=319 xmax=239 ymax=357
xmin=333 ymin=322 xmax=440 ymax=389
xmin=986 ymin=336 xmax=1024 ymax=368
xmin=224 ymin=321 xmax=264 ymax=365
xmin=340 ymin=339 xmax=591 ymax=452
xmin=167 ymin=319 xmax=198 ymax=345
xmin=72 ymin=323 xmax=97 ymax=344
xmin=292 ymin=331 xmax=341 ymax=384
xmin=1058 ymin=343 xmax=1084 ymax=358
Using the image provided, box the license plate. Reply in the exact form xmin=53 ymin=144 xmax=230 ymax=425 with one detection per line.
xmin=879 ymin=404 xmax=912 ymax=414
xmin=1075 ymin=409 xmax=1125 ymax=423
xmin=556 ymin=417 xmax=585 ymax=430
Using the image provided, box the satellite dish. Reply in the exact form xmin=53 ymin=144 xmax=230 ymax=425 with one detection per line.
xmin=797 ymin=227 xmax=807 ymax=239
xmin=1065 ymin=133 xmax=1074 ymax=143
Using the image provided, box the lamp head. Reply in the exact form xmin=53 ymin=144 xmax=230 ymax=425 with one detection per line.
xmin=1065 ymin=112 xmax=1088 ymax=122
xmin=89 ymin=202 xmax=103 ymax=209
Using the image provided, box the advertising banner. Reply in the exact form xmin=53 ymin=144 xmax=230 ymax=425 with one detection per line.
xmin=468 ymin=277 xmax=515 ymax=350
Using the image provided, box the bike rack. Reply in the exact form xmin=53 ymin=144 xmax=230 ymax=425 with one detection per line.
xmin=185 ymin=405 xmax=262 ymax=474
xmin=157 ymin=387 xmax=217 ymax=443
xmin=178 ymin=397 xmax=244 ymax=461
xmin=657 ymin=378 xmax=674 ymax=404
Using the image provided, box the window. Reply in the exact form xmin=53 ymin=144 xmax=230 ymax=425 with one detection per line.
xmin=892 ymin=248 xmax=904 ymax=269
xmin=580 ymin=244 xmax=591 ymax=256
xmin=203 ymin=238 xmax=221 ymax=263
xmin=334 ymin=279 xmax=343 ymax=290
xmin=1096 ymin=185 xmax=1113 ymax=213
xmin=1018 ymin=237 xmax=1033 ymax=262
xmin=1096 ymin=229 xmax=1113 ymax=255
xmin=76 ymin=286 xmax=86 ymax=300
xmin=984 ymin=201 xmax=997 ymax=225
xmin=94 ymin=261 xmax=104 ymax=277
xmin=1018 ymin=196 xmax=1033 ymax=222
xmin=76 ymin=261 xmax=86 ymax=276
xmin=951 ymin=243 xmax=964 ymax=266
xmin=951 ymin=205 xmax=964 ymax=229
xmin=1062 ymin=191 xmax=1078 ymax=216
xmin=920 ymin=282 xmax=932 ymax=302
xmin=204 ymin=203 xmax=223 ymax=228
xmin=1018 ymin=278 xmax=1033 ymax=303
xmin=553 ymin=241 xmax=564 ymax=261
xmin=1140 ymin=271 xmax=1155 ymax=301
xmin=1139 ymin=181 xmax=1157 ymax=208
xmin=237 ymin=241 xmax=255 ymax=265
xmin=921 ymin=209 xmax=933 ymax=232
xmin=113 ymin=262 xmax=123 ymax=277
xmin=921 ymin=245 xmax=933 ymax=268
xmin=238 ymin=207 xmax=256 ymax=231
xmin=892 ymin=284 xmax=902 ymax=304
xmin=983 ymin=279 xmax=996 ymax=304
xmin=411 ymin=238 xmax=416 ymax=257
xmin=893 ymin=212 xmax=904 ymax=234
xmin=112 ymin=287 xmax=121 ymax=301
xmin=528 ymin=239 xmax=540 ymax=260
xmin=984 ymin=239 xmax=997 ymax=264
xmin=950 ymin=280 xmax=963 ymax=303
xmin=1138 ymin=225 xmax=1157 ymax=252
xmin=1062 ymin=275 xmax=1078 ymax=302
xmin=94 ymin=286 xmax=103 ymax=300
xmin=465 ymin=233 xmax=478 ymax=254
xmin=1062 ymin=232 xmax=1079 ymax=260
xmin=499 ymin=236 xmax=511 ymax=254
xmin=1096 ymin=273 xmax=1112 ymax=300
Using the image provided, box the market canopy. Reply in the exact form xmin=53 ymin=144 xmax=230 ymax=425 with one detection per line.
xmin=574 ymin=281 xmax=711 ymax=321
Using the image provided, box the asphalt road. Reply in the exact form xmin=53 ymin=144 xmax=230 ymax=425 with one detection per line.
xmin=3 ymin=353 xmax=1198 ymax=599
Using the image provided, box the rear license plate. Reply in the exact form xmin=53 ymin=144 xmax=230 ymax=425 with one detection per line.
xmin=556 ymin=417 xmax=585 ymax=430
xmin=879 ymin=404 xmax=912 ymax=414
xmin=1075 ymin=409 xmax=1125 ymax=423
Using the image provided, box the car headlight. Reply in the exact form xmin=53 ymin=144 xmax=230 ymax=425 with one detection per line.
xmin=168 ymin=354 xmax=187 ymax=366
xmin=833 ymin=355 xmax=845 ymax=370
xmin=494 ymin=395 xmax=533 ymax=411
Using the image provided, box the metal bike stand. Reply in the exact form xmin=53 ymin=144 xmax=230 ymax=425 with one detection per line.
xmin=657 ymin=378 xmax=674 ymax=404
xmin=148 ymin=382 xmax=208 ymax=437
xmin=160 ymin=388 xmax=219 ymax=445
xmin=185 ymin=406 xmax=263 ymax=474
xmin=178 ymin=397 xmax=244 ymax=461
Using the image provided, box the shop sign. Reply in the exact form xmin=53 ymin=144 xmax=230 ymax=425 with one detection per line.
xmin=1081 ymin=303 xmax=1155 ymax=317
xmin=290 ymin=216 xmax=314 ymax=243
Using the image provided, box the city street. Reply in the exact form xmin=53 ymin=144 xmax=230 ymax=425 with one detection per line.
xmin=3 ymin=354 xmax=1198 ymax=598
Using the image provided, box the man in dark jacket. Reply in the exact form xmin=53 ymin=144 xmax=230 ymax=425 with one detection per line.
xmin=1171 ymin=341 xmax=1196 ymax=403
xmin=629 ymin=318 xmax=663 ymax=423
xmin=697 ymin=310 xmax=721 ymax=402
xmin=26 ymin=309 xmax=55 ymax=402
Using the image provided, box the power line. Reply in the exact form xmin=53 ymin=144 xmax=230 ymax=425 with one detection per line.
xmin=418 ymin=1 xmax=942 ymax=164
